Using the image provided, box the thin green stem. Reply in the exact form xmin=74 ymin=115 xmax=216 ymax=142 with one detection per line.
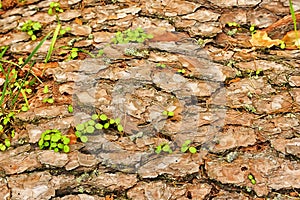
xmin=289 ymin=0 xmax=299 ymax=47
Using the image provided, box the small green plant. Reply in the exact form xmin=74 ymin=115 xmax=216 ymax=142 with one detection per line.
xmin=48 ymin=1 xmax=63 ymax=15
xmin=180 ymin=140 xmax=197 ymax=154
xmin=43 ymin=85 xmax=49 ymax=94
xmin=18 ymin=57 xmax=24 ymax=65
xmin=246 ymin=68 xmax=263 ymax=79
xmin=244 ymin=104 xmax=256 ymax=113
xmin=0 ymin=33 xmax=52 ymax=151
xmin=227 ymin=22 xmax=240 ymax=36
xmin=68 ymin=104 xmax=73 ymax=113
xmin=21 ymin=20 xmax=42 ymax=41
xmin=156 ymin=63 xmax=166 ymax=68
xmin=249 ymin=24 xmax=256 ymax=35
xmin=59 ymin=27 xmax=71 ymax=36
xmin=177 ymin=69 xmax=186 ymax=74
xmin=248 ymin=174 xmax=256 ymax=185
xmin=0 ymin=67 xmax=32 ymax=111
xmin=112 ymin=27 xmax=153 ymax=44
xmin=69 ymin=48 xmax=79 ymax=60
xmin=41 ymin=85 xmax=54 ymax=103
xmin=227 ymin=22 xmax=240 ymax=27
xmin=162 ymin=110 xmax=174 ymax=117
xmin=0 ymin=111 xmax=14 ymax=150
xmin=155 ymin=143 xmax=172 ymax=154
xmin=38 ymin=129 xmax=71 ymax=153
xmin=0 ymin=138 xmax=11 ymax=151
xmin=227 ymin=29 xmax=238 ymax=36
xmin=75 ymin=113 xmax=124 ymax=143
xmin=97 ymin=49 xmax=104 ymax=57
xmin=42 ymin=97 xmax=54 ymax=104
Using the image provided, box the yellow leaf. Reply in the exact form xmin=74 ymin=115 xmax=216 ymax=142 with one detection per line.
xmin=250 ymin=30 xmax=282 ymax=48
xmin=282 ymin=30 xmax=300 ymax=48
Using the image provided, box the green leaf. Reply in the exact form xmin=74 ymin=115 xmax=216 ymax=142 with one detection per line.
xmin=136 ymin=38 xmax=144 ymax=43
xmin=76 ymin=124 xmax=85 ymax=131
xmin=50 ymin=142 xmax=57 ymax=148
xmin=38 ymin=139 xmax=44 ymax=147
xmin=109 ymin=119 xmax=115 ymax=124
xmin=117 ymin=124 xmax=123 ymax=132
xmin=43 ymin=85 xmax=49 ymax=94
xmin=57 ymin=143 xmax=64 ymax=149
xmin=168 ymin=111 xmax=174 ymax=117
xmin=75 ymin=131 xmax=82 ymax=137
xmin=4 ymin=138 xmax=10 ymax=147
xmin=91 ymin=114 xmax=98 ymax=120
xmin=0 ymin=144 xmax=6 ymax=151
xmin=80 ymin=136 xmax=88 ymax=143
xmin=181 ymin=146 xmax=189 ymax=153
xmin=54 ymin=148 xmax=59 ymax=152
xmin=104 ymin=123 xmax=110 ymax=129
xmin=63 ymin=137 xmax=70 ymax=145
xmin=99 ymin=114 xmax=108 ymax=121
xmin=183 ymin=140 xmax=191 ymax=146
xmin=60 ymin=29 xmax=66 ymax=35
xmin=51 ymin=133 xmax=61 ymax=142
xmin=155 ymin=145 xmax=162 ymax=154
xmin=162 ymin=111 xmax=168 ymax=116
xmin=31 ymin=35 xmax=37 ymax=41
xmin=71 ymin=50 xmax=78 ymax=59
xmin=86 ymin=126 xmax=95 ymax=134
xmin=147 ymin=34 xmax=153 ymax=39
xmin=44 ymin=141 xmax=50 ymax=147
xmin=68 ymin=104 xmax=73 ymax=113
xmin=95 ymin=123 xmax=103 ymax=130
xmin=27 ymin=30 xmax=33 ymax=36
xmin=88 ymin=120 xmax=95 ymax=126
xmin=32 ymin=22 xmax=41 ymax=30
xmin=189 ymin=147 xmax=197 ymax=154
xmin=162 ymin=144 xmax=170 ymax=152
xmin=48 ymin=8 xmax=53 ymax=15
xmin=21 ymin=105 xmax=29 ymax=112
xmin=0 ymin=125 xmax=3 ymax=131
xmin=49 ymin=2 xmax=55 ymax=8
xmin=44 ymin=135 xmax=51 ymax=140
xmin=63 ymin=145 xmax=70 ymax=153
xmin=115 ymin=118 xmax=121 ymax=124
xmin=47 ymin=98 xmax=54 ymax=103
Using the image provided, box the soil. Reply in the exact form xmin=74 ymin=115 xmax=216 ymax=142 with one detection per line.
xmin=0 ymin=0 xmax=300 ymax=199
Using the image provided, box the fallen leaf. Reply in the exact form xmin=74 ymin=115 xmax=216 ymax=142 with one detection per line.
xmin=74 ymin=18 xmax=82 ymax=25
xmin=250 ymin=30 xmax=282 ymax=48
xmin=66 ymin=128 xmax=77 ymax=145
xmin=282 ymin=30 xmax=300 ymax=49
xmin=19 ymin=62 xmax=59 ymax=78
xmin=105 ymin=195 xmax=114 ymax=200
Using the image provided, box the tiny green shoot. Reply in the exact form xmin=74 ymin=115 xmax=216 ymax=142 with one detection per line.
xmin=181 ymin=140 xmax=197 ymax=154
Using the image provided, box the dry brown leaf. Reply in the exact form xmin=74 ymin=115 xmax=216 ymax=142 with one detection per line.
xmin=250 ymin=30 xmax=282 ymax=48
xmin=105 ymin=195 xmax=114 ymax=200
xmin=20 ymin=62 xmax=59 ymax=78
xmin=74 ymin=18 xmax=83 ymax=25
xmin=282 ymin=30 xmax=300 ymax=49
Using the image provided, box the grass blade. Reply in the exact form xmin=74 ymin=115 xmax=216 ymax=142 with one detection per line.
xmin=21 ymin=31 xmax=52 ymax=68
xmin=289 ymin=0 xmax=299 ymax=47
xmin=45 ymin=23 xmax=61 ymax=63
xmin=12 ymin=32 xmax=52 ymax=106
xmin=0 ymin=65 xmax=10 ymax=109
